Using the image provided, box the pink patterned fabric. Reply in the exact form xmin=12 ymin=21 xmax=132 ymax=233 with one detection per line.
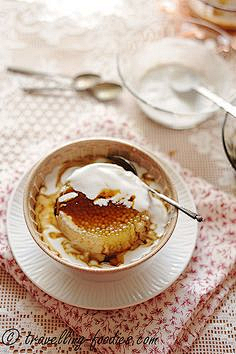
xmin=1 ymin=118 xmax=236 ymax=353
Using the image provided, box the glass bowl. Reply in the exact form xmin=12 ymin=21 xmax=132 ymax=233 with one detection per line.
xmin=222 ymin=98 xmax=236 ymax=171
xmin=117 ymin=16 xmax=234 ymax=130
xmin=188 ymin=0 xmax=236 ymax=30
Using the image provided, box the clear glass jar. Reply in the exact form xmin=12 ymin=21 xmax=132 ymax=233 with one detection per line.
xmin=188 ymin=0 xmax=236 ymax=30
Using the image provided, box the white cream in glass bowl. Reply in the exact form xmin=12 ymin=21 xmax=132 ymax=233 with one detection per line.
xmin=117 ymin=17 xmax=234 ymax=129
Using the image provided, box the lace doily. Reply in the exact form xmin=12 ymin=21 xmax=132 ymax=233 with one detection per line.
xmin=0 ymin=0 xmax=235 ymax=353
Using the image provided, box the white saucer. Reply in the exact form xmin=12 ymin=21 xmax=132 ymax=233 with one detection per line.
xmin=7 ymin=159 xmax=198 ymax=310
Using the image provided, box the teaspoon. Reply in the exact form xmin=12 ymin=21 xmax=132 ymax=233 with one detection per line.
xmin=108 ymin=155 xmax=203 ymax=222
xmin=7 ymin=66 xmax=101 ymax=90
xmin=171 ymin=71 xmax=236 ymax=118
xmin=23 ymin=82 xmax=122 ymax=102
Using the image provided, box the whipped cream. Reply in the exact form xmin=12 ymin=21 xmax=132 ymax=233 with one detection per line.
xmin=65 ymin=163 xmax=150 ymax=212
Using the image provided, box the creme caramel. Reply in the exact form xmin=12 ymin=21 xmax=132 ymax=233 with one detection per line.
xmin=35 ymin=160 xmax=168 ymax=266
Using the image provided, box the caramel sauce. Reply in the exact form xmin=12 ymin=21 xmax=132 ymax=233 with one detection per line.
xmin=95 ymin=188 xmax=120 ymax=199
xmin=57 ymin=191 xmax=138 ymax=230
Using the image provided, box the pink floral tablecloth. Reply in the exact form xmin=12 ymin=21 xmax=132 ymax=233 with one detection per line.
xmin=0 ymin=0 xmax=236 ymax=353
xmin=0 ymin=117 xmax=236 ymax=353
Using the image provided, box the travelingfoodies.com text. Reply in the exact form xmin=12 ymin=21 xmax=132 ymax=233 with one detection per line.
xmin=1 ymin=328 xmax=159 ymax=351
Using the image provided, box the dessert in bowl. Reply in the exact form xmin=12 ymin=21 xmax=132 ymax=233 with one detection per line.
xmin=24 ymin=138 xmax=178 ymax=274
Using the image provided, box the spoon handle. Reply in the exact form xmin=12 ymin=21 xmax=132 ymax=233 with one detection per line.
xmin=196 ymin=85 xmax=236 ymax=118
xmin=7 ymin=66 xmax=54 ymax=77
xmin=23 ymin=87 xmax=76 ymax=95
xmin=149 ymin=186 xmax=203 ymax=222
xmin=7 ymin=66 xmax=71 ymax=83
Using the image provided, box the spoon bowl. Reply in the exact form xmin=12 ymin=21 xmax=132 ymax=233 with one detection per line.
xmin=171 ymin=67 xmax=236 ymax=118
xmin=73 ymin=73 xmax=101 ymax=90
xmin=171 ymin=70 xmax=200 ymax=94
xmin=90 ymin=82 xmax=122 ymax=101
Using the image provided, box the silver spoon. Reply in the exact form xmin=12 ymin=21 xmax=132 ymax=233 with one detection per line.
xmin=108 ymin=155 xmax=203 ymax=222
xmin=23 ymin=82 xmax=122 ymax=101
xmin=171 ymin=71 xmax=236 ymax=118
xmin=7 ymin=66 xmax=122 ymax=101
xmin=7 ymin=66 xmax=101 ymax=90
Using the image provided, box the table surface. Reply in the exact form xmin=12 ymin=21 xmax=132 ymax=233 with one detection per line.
xmin=0 ymin=0 xmax=235 ymax=353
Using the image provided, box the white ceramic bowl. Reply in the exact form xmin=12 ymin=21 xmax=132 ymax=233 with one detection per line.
xmin=23 ymin=138 xmax=178 ymax=277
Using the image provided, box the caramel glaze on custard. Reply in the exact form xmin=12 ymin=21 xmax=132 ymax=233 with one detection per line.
xmin=54 ymin=186 xmax=155 ymax=265
xmin=55 ymin=190 xmax=138 ymax=231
